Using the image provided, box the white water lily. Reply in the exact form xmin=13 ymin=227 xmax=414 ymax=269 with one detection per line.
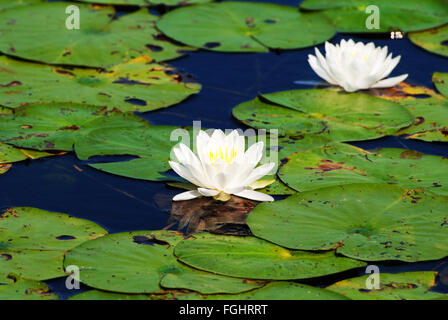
xmin=308 ymin=39 xmax=408 ymax=92
xmin=169 ymin=129 xmax=275 ymax=202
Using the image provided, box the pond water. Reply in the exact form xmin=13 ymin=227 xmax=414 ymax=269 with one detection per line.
xmin=1 ymin=0 xmax=448 ymax=299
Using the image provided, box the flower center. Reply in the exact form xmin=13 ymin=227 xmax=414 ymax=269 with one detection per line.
xmin=208 ymin=146 xmax=238 ymax=166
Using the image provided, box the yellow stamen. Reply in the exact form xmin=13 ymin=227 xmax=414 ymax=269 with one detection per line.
xmin=208 ymin=146 xmax=238 ymax=166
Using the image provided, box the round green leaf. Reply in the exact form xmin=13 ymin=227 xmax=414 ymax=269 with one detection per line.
xmin=0 ymin=207 xmax=107 ymax=280
xmin=327 ymin=271 xmax=445 ymax=300
xmin=248 ymin=183 xmax=448 ymax=262
xmin=433 ymin=72 xmax=448 ymax=98
xmin=0 ymin=275 xmax=59 ymax=300
xmin=157 ymin=2 xmax=335 ymax=52
xmin=0 ymin=55 xmax=201 ymax=112
xmin=64 ymin=230 xmax=265 ymax=294
xmin=77 ymin=0 xmax=212 ymax=6
xmin=410 ymin=24 xmax=448 ymax=58
xmin=0 ymin=3 xmax=192 ymax=67
xmin=233 ymin=90 xmax=413 ymax=142
xmin=75 ymin=125 xmax=181 ymax=181
xmin=300 ymin=0 xmax=448 ymax=33
xmin=278 ymin=144 xmax=448 ymax=196
xmin=174 ymin=233 xmax=366 ymax=280
xmin=0 ymin=103 xmax=149 ymax=152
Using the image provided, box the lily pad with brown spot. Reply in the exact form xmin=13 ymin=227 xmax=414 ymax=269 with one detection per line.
xmin=409 ymin=24 xmax=448 ymax=58
xmin=0 ymin=103 xmax=150 ymax=151
xmin=157 ymin=2 xmax=335 ymax=52
xmin=174 ymin=232 xmax=366 ymax=280
xmin=0 ymin=3 xmax=193 ymax=68
xmin=0 ymin=274 xmax=59 ymax=300
xmin=369 ymin=82 xmax=448 ymax=142
xmin=433 ymin=72 xmax=448 ymax=98
xmin=247 ymin=183 xmax=448 ymax=262
xmin=0 ymin=207 xmax=107 ymax=281
xmin=0 ymin=142 xmax=63 ymax=164
xmin=278 ymin=143 xmax=448 ymax=196
xmin=327 ymin=271 xmax=445 ymax=300
xmin=0 ymin=55 xmax=201 ymax=112
xmin=233 ymin=90 xmax=413 ymax=142
xmin=64 ymin=230 xmax=266 ymax=294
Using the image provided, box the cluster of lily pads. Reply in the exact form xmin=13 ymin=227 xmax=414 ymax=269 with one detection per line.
xmin=0 ymin=0 xmax=448 ymax=300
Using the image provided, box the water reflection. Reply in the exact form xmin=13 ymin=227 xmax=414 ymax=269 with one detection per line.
xmin=166 ymin=195 xmax=259 ymax=236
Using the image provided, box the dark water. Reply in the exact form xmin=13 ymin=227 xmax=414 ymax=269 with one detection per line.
xmin=2 ymin=0 xmax=448 ymax=299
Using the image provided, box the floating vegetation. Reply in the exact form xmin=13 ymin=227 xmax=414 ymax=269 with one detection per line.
xmin=248 ymin=184 xmax=448 ymax=262
xmin=0 ymin=56 xmax=201 ymax=112
xmin=157 ymin=2 xmax=336 ymax=52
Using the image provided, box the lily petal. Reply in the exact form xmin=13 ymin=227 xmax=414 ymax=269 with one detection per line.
xmin=234 ymin=189 xmax=274 ymax=202
xmin=173 ymin=190 xmax=202 ymax=201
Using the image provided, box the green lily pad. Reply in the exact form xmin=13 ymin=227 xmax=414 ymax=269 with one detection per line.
xmin=174 ymin=233 xmax=366 ymax=280
xmin=278 ymin=144 xmax=448 ymax=196
xmin=0 ymin=103 xmax=149 ymax=152
xmin=64 ymin=230 xmax=266 ymax=294
xmin=300 ymin=0 xmax=448 ymax=33
xmin=370 ymin=82 xmax=448 ymax=143
xmin=409 ymin=24 xmax=448 ymax=58
xmin=0 ymin=207 xmax=107 ymax=280
xmin=0 ymin=0 xmax=45 ymax=11
xmin=0 ymin=3 xmax=193 ymax=67
xmin=248 ymin=183 xmax=448 ymax=262
xmin=157 ymin=2 xmax=335 ymax=52
xmin=0 ymin=275 xmax=59 ymax=300
xmin=77 ymin=0 xmax=212 ymax=6
xmin=233 ymin=90 xmax=413 ymax=142
xmin=71 ymin=282 xmax=349 ymax=300
xmin=69 ymin=290 xmax=151 ymax=300
xmin=327 ymin=271 xmax=445 ymax=300
xmin=75 ymin=125 xmax=182 ymax=181
xmin=0 ymin=163 xmax=11 ymax=175
xmin=0 ymin=55 xmax=201 ymax=112
xmin=433 ymin=72 xmax=448 ymax=98
xmin=0 ymin=143 xmax=62 ymax=164
xmin=160 ymin=282 xmax=350 ymax=300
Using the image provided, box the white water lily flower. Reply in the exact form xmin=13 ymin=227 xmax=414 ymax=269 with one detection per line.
xmin=308 ymin=39 xmax=408 ymax=92
xmin=169 ymin=129 xmax=275 ymax=202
